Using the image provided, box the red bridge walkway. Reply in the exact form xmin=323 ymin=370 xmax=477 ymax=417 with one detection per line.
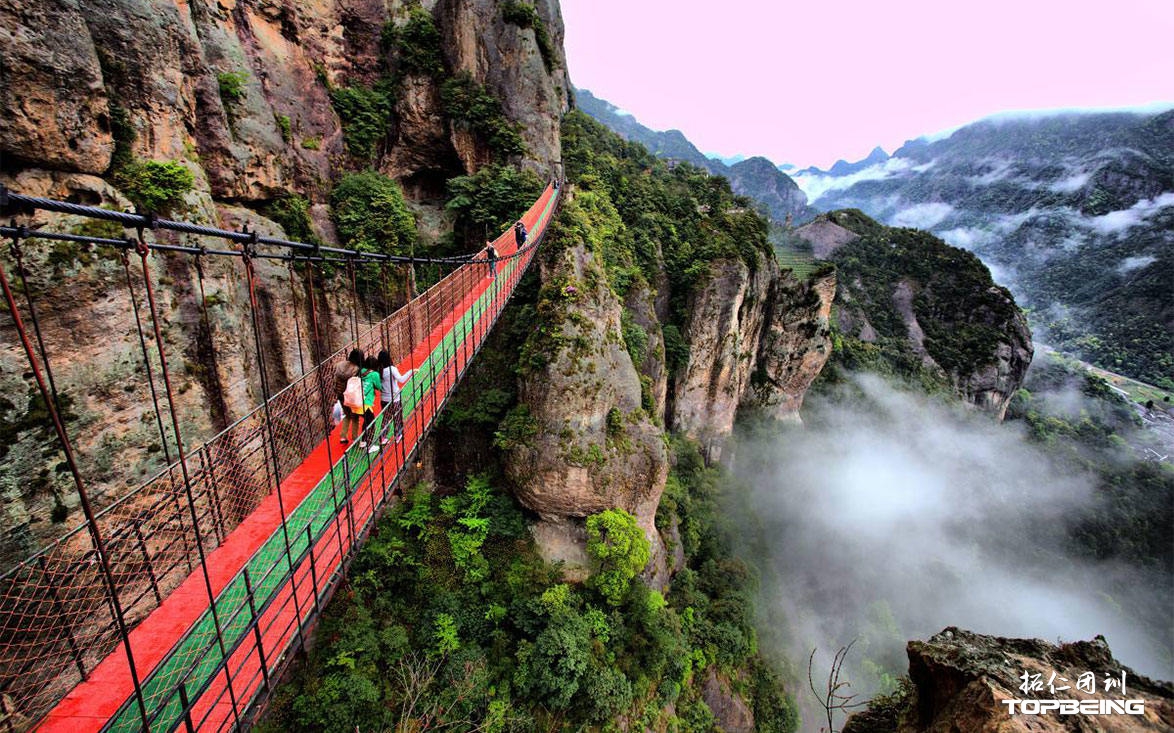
xmin=0 ymin=184 xmax=559 ymax=732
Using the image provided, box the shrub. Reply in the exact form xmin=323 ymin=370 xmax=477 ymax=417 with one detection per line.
xmin=330 ymin=170 xmax=416 ymax=256
xmin=275 ymin=114 xmax=292 ymax=143
xmin=585 ymin=509 xmax=650 ymax=606
xmin=217 ymin=70 xmax=249 ymax=105
xmin=300 ymin=137 xmax=320 ymax=150
xmin=266 ymin=194 xmax=320 ymax=245
xmin=446 ymin=163 xmax=544 ymax=246
xmin=493 ymin=404 xmax=539 ymax=451
xmin=621 ymin=310 xmax=648 ymax=366
xmin=329 ymin=83 xmax=394 ymax=161
xmin=115 ymin=160 xmax=194 ymax=214
xmin=382 ymin=6 xmax=444 ymax=78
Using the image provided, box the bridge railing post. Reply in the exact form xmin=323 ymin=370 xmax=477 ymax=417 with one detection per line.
xmin=242 ymin=568 xmax=270 ymax=694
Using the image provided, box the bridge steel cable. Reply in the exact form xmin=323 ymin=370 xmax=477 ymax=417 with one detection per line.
xmin=0 ymin=187 xmax=476 ymax=267
xmin=0 ymin=180 xmax=561 ymax=732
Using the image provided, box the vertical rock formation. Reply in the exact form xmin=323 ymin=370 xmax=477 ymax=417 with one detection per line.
xmin=507 ymin=191 xmax=836 ymax=576
xmin=671 ymin=253 xmax=836 ymax=457
xmin=505 ymin=241 xmax=669 ymax=579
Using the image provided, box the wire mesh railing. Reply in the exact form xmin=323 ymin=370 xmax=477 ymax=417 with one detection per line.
xmin=0 ymin=182 xmax=559 ymax=732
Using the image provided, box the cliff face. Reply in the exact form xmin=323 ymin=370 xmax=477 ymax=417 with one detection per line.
xmin=845 ymin=627 xmax=1174 ymax=733
xmin=506 ymin=177 xmax=836 ymax=577
xmin=0 ymin=0 xmax=569 ymax=562
xmin=0 ymin=0 xmax=567 ymax=196
xmin=671 ymin=253 xmax=835 ymax=456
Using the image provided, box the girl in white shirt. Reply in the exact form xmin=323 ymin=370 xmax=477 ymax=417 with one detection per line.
xmin=377 ymin=350 xmax=413 ymax=444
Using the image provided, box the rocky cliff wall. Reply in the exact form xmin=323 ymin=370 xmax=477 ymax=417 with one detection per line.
xmin=506 ymin=190 xmax=836 ymax=578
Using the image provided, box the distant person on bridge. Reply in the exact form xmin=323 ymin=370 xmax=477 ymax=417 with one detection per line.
xmin=514 ymin=219 xmax=527 ymax=247
xmin=378 ymin=349 xmax=413 ymax=445
xmin=335 ymin=348 xmax=363 ymax=445
xmin=484 ymin=241 xmax=498 ymax=280
xmin=361 ymin=356 xmax=382 ymax=450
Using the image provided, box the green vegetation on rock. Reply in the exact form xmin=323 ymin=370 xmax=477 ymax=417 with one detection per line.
xmin=816 ymin=209 xmax=1024 ymax=389
xmin=445 ymin=163 xmax=544 ymax=246
xmin=329 ymin=83 xmax=395 ymax=162
xmin=382 ymin=5 xmax=445 ymax=79
xmin=216 ymin=70 xmax=248 ymax=106
xmin=585 ymin=508 xmax=651 ymax=606
xmin=441 ymin=72 xmax=526 ymax=159
xmin=501 ymin=1 xmax=556 ymax=71
xmin=330 ymin=170 xmax=416 ymax=256
xmin=114 ymin=159 xmax=194 ymax=214
xmin=266 ymin=194 xmax=320 ymax=245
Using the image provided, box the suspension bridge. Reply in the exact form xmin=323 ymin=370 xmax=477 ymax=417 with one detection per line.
xmin=0 ymin=180 xmax=560 ymax=732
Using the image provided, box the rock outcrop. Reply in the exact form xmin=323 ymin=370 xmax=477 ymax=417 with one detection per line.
xmin=701 ymin=669 xmax=756 ymax=733
xmin=671 ymin=253 xmax=835 ymax=455
xmin=509 ymin=199 xmax=836 ymax=573
xmin=845 ymin=627 xmax=1174 ymax=733
xmin=505 ymin=241 xmax=669 ymax=576
xmin=794 ymin=211 xmax=1033 ymax=418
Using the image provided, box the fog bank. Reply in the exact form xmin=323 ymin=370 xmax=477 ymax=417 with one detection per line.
xmin=731 ymin=374 xmax=1172 ymax=720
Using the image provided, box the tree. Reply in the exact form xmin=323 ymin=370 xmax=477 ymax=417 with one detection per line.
xmin=585 ymin=509 xmax=650 ymax=606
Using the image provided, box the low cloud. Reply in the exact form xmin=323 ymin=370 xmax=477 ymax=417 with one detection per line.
xmin=937 ymin=227 xmax=995 ymax=249
xmin=793 ymin=158 xmax=918 ymax=205
xmin=969 ymin=158 xmax=1018 ymax=186
xmin=1117 ymin=255 xmax=1157 ymax=274
xmin=1086 ymin=192 xmax=1174 ymax=235
xmin=1050 ymin=170 xmax=1092 ymax=193
xmin=731 ymin=374 xmax=1172 ymax=717
xmin=890 ymin=202 xmax=955 ymax=230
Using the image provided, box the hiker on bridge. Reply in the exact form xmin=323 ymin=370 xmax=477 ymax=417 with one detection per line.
xmin=484 ymin=241 xmax=498 ymax=280
xmin=378 ymin=349 xmax=413 ymax=445
xmin=514 ymin=219 xmax=527 ymax=247
xmin=335 ymin=348 xmax=364 ymax=445
xmin=361 ymin=356 xmax=383 ymax=451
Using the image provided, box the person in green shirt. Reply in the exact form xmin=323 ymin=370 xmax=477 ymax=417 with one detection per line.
xmin=360 ymin=356 xmax=383 ymax=450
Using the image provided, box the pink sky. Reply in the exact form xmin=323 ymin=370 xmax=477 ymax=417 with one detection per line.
xmin=560 ymin=0 xmax=1174 ymax=169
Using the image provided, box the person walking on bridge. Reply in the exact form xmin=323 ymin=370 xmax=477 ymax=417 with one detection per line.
xmin=361 ymin=356 xmax=382 ymax=450
xmin=334 ymin=348 xmax=363 ymax=445
xmin=378 ymin=349 xmax=413 ymax=445
xmin=514 ymin=219 xmax=527 ymax=247
xmin=484 ymin=241 xmax=498 ymax=280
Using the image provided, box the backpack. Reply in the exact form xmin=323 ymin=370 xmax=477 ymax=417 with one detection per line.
xmin=343 ymin=375 xmax=364 ymax=411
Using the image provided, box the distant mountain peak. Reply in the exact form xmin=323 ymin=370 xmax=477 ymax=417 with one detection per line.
xmin=574 ymin=87 xmax=816 ymax=224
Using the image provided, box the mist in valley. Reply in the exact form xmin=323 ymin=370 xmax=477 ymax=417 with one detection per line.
xmin=729 ymin=374 xmax=1173 ymax=726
